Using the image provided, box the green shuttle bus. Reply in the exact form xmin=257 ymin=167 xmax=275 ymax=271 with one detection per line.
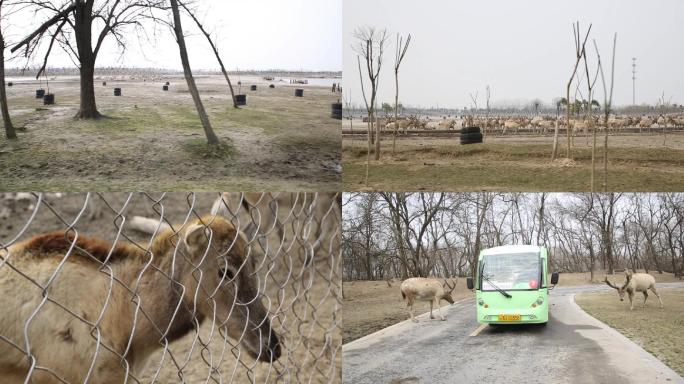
xmin=467 ymin=245 xmax=559 ymax=325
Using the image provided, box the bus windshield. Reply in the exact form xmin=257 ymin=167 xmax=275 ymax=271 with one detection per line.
xmin=480 ymin=252 xmax=541 ymax=291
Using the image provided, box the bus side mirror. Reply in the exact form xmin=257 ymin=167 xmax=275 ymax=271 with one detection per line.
xmin=550 ymin=272 xmax=559 ymax=285
xmin=466 ymin=277 xmax=474 ymax=290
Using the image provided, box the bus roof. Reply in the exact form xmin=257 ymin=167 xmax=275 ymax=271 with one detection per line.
xmin=480 ymin=245 xmax=544 ymax=256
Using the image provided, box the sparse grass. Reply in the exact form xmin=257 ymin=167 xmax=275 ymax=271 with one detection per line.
xmin=0 ymin=75 xmax=341 ymax=191
xmin=576 ymin=288 xmax=684 ymax=377
xmin=343 ymin=140 xmax=684 ymax=191
xmin=181 ymin=138 xmax=235 ymax=159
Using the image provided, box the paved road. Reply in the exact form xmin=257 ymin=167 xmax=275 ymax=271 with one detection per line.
xmin=343 ymin=283 xmax=684 ymax=384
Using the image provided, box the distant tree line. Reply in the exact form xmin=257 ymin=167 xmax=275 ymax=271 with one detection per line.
xmin=342 ymin=193 xmax=684 ymax=282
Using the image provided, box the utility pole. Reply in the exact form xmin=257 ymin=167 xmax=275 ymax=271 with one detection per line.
xmin=632 ymin=57 xmax=637 ymax=105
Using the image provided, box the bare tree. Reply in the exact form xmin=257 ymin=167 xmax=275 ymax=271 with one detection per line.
xmin=392 ymin=32 xmax=410 ymax=155
xmin=354 ymin=26 xmax=387 ymax=169
xmin=553 ymin=22 xmax=591 ymax=160
xmin=11 ymin=0 xmax=162 ymax=119
xmin=344 ymin=90 xmax=353 ymax=147
xmin=178 ymin=0 xmax=238 ymax=108
xmin=170 ymin=0 xmax=219 ymax=145
xmin=581 ymin=43 xmax=600 ymax=191
xmin=484 ymin=85 xmax=490 ymax=139
xmin=593 ymin=34 xmax=617 ymax=192
xmin=0 ymin=0 xmax=15 ymax=139
xmin=343 ymin=193 xmax=683 ymax=283
xmin=469 ymin=91 xmax=478 ymax=111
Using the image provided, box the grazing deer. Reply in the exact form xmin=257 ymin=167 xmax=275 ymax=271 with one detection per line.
xmin=400 ymin=277 xmax=456 ymax=322
xmin=0 ymin=216 xmax=280 ymax=383
xmin=604 ymin=271 xmax=664 ymax=310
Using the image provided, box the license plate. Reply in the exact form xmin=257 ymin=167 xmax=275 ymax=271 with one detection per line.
xmin=498 ymin=314 xmax=521 ymax=321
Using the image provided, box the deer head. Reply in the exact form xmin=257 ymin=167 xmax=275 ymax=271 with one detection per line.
xmin=441 ymin=278 xmax=457 ymax=304
xmin=182 ymin=217 xmax=281 ymax=362
xmin=604 ymin=272 xmax=631 ymax=301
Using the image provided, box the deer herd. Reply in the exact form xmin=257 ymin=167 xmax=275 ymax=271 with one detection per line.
xmin=367 ymin=113 xmax=684 ymax=136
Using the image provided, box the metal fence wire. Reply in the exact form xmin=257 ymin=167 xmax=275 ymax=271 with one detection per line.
xmin=0 ymin=192 xmax=342 ymax=383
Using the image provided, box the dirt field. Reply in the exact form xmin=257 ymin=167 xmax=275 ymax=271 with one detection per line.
xmin=342 ymin=133 xmax=684 ymax=191
xmin=343 ymin=271 xmax=681 ymax=344
xmin=0 ymin=74 xmax=341 ymax=191
xmin=576 ymin=288 xmax=684 ymax=377
xmin=0 ymin=193 xmax=342 ymax=383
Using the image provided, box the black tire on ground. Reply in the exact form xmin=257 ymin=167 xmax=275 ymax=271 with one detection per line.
xmin=461 ymin=126 xmax=481 ymax=134
xmin=460 ymin=132 xmax=483 ymax=142
xmin=460 ymin=136 xmax=483 ymax=145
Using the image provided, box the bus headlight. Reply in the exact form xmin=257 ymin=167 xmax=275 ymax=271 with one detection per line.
xmin=536 ymin=297 xmax=544 ymax=305
xmin=478 ymin=299 xmax=485 ymax=306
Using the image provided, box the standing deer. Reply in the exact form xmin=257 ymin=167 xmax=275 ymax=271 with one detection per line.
xmin=400 ymin=277 xmax=456 ymax=322
xmin=0 ymin=216 xmax=281 ymax=383
xmin=604 ymin=271 xmax=664 ymax=310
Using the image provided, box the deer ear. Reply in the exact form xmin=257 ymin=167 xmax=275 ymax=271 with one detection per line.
xmin=184 ymin=224 xmax=210 ymax=255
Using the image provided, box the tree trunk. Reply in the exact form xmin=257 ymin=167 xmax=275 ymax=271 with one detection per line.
xmin=551 ymin=120 xmax=559 ymax=160
xmin=73 ymin=2 xmax=100 ymax=119
xmin=0 ymin=27 xmax=15 ymax=139
xmin=603 ymin=114 xmax=609 ymax=191
xmin=374 ymin=109 xmax=381 ymax=161
xmin=565 ymin=83 xmax=572 ymax=159
xmin=76 ymin=58 xmax=100 ymax=119
xmin=392 ymin=71 xmax=398 ymax=154
xmin=170 ymin=0 xmax=219 ymax=145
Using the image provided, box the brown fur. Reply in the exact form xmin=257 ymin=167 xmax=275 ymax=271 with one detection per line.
xmin=0 ymin=216 xmax=279 ymax=383
xmin=20 ymin=231 xmax=148 ymax=265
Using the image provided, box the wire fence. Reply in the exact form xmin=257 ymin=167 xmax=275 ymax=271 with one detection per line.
xmin=0 ymin=192 xmax=342 ymax=383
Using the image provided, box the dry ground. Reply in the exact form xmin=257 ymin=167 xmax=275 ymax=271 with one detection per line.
xmin=0 ymin=75 xmax=341 ymax=191
xmin=576 ymin=288 xmax=684 ymax=377
xmin=0 ymin=193 xmax=342 ymax=383
xmin=342 ymin=271 xmax=682 ymax=344
xmin=342 ymin=133 xmax=684 ymax=191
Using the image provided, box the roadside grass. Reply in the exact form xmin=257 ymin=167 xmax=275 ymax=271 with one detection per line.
xmin=343 ymin=140 xmax=684 ymax=191
xmin=576 ymin=288 xmax=684 ymax=377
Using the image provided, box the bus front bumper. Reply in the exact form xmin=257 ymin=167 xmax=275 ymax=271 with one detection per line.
xmin=478 ymin=313 xmax=547 ymax=324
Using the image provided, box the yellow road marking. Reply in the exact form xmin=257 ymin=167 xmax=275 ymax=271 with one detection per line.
xmin=469 ymin=323 xmax=488 ymax=337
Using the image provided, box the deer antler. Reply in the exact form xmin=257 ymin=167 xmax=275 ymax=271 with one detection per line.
xmin=604 ymin=275 xmax=619 ymax=290
xmin=444 ymin=278 xmax=456 ymax=293
xmin=622 ymin=271 xmax=632 ymax=289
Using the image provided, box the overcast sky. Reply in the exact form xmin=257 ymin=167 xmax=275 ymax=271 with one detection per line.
xmin=8 ymin=0 xmax=341 ymax=72
xmin=343 ymin=0 xmax=684 ymax=108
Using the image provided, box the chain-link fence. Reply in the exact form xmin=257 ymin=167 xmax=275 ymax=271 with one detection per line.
xmin=0 ymin=192 xmax=342 ymax=383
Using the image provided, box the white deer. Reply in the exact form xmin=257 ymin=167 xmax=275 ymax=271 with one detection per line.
xmin=400 ymin=277 xmax=456 ymax=322
xmin=604 ymin=271 xmax=664 ymax=310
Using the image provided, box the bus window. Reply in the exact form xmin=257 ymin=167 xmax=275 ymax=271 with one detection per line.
xmin=481 ymin=252 xmax=541 ymax=291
